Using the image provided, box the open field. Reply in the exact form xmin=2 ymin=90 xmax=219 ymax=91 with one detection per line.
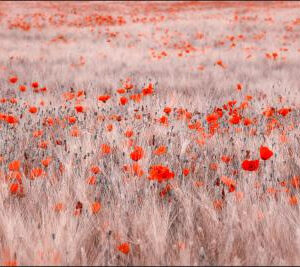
xmin=0 ymin=1 xmax=300 ymax=265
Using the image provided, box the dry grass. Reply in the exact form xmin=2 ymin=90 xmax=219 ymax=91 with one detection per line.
xmin=0 ymin=1 xmax=300 ymax=265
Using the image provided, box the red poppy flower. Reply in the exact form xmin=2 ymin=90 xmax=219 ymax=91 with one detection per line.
xmin=38 ymin=141 xmax=48 ymax=149
xmin=159 ymin=184 xmax=172 ymax=197
xmin=163 ymin=107 xmax=172 ymax=115
xmin=98 ymin=95 xmax=110 ymax=103
xmin=148 ymin=165 xmax=174 ymax=183
xmin=216 ymin=60 xmax=225 ymax=68
xmin=54 ymin=203 xmax=64 ymax=212
xmin=260 ymin=146 xmax=273 ymax=160
xmin=68 ymin=116 xmax=76 ymax=124
xmin=182 ymin=168 xmax=190 ymax=176
xmin=87 ymin=176 xmax=96 ymax=185
xmin=278 ymin=108 xmax=291 ymax=117
xmin=120 ymin=96 xmax=128 ymax=105
xmin=289 ymin=195 xmax=298 ymax=206
xmin=236 ymin=83 xmax=242 ymax=90
xmin=31 ymin=82 xmax=39 ymax=88
xmin=241 ymin=159 xmax=259 ymax=171
xmin=214 ymin=108 xmax=223 ymax=118
xmin=272 ymin=52 xmax=278 ymax=59
xmin=130 ymin=93 xmax=142 ymax=103
xmin=5 ymin=115 xmax=18 ymax=124
xmin=30 ymin=167 xmax=43 ymax=179
xmin=75 ymin=106 xmax=84 ymax=113
xmin=10 ymin=183 xmax=19 ymax=194
xmin=206 ymin=113 xmax=219 ymax=124
xmin=243 ymin=118 xmax=252 ymax=126
xmin=91 ymin=201 xmax=101 ymax=214
xmin=228 ymin=100 xmax=237 ymax=108
xmin=9 ymin=76 xmax=18 ymax=84
xmin=101 ymin=144 xmax=111 ymax=154
xmin=117 ymin=88 xmax=126 ymax=94
xmin=125 ymin=129 xmax=133 ymax=138
xmin=19 ymin=85 xmax=26 ymax=92
xmin=8 ymin=160 xmax=20 ymax=171
xmin=41 ymin=157 xmax=52 ymax=167
xmin=263 ymin=107 xmax=275 ymax=118
xmin=91 ymin=165 xmax=100 ymax=174
xmin=29 ymin=106 xmax=38 ymax=114
xmin=221 ymin=155 xmax=231 ymax=164
xmin=130 ymin=146 xmax=144 ymax=161
xmin=220 ymin=176 xmax=236 ymax=192
xmin=154 ymin=146 xmax=167 ymax=156
xmin=118 ymin=242 xmax=130 ymax=254
xmin=124 ymin=83 xmax=133 ymax=90
xmin=159 ymin=116 xmax=168 ymax=125
xmin=33 ymin=129 xmax=43 ymax=138
xmin=142 ymin=83 xmax=154 ymax=95
xmin=229 ymin=114 xmax=241 ymax=125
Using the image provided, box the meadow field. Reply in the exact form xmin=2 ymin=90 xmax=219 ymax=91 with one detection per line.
xmin=0 ymin=1 xmax=300 ymax=265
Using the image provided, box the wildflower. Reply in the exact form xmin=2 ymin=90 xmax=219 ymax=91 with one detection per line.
xmin=182 ymin=168 xmax=190 ymax=176
xmin=154 ymin=146 xmax=167 ymax=156
xmin=10 ymin=183 xmax=19 ymax=194
xmin=30 ymin=167 xmax=43 ymax=179
xmin=33 ymin=130 xmax=43 ymax=138
xmin=291 ymin=176 xmax=300 ymax=188
xmin=216 ymin=60 xmax=225 ymax=68
xmin=41 ymin=157 xmax=52 ymax=167
xmin=236 ymin=83 xmax=243 ymax=90
xmin=75 ymin=105 xmax=84 ymax=113
xmin=206 ymin=113 xmax=219 ymax=124
xmin=221 ymin=155 xmax=231 ymax=164
xmin=243 ymin=118 xmax=252 ymax=126
xmin=6 ymin=115 xmax=18 ymax=124
xmin=117 ymin=88 xmax=126 ymax=94
xmin=278 ymin=107 xmax=291 ymax=117
xmin=130 ymin=146 xmax=144 ymax=161
xmin=118 ymin=242 xmax=130 ymax=254
xmin=120 ymin=96 xmax=128 ymax=105
xmin=87 ymin=176 xmax=96 ymax=185
xmin=229 ymin=114 xmax=241 ymax=125
xmin=263 ymin=107 xmax=275 ymax=117
xmin=31 ymin=81 xmax=39 ymax=88
xmin=148 ymin=165 xmax=174 ymax=183
xmin=9 ymin=76 xmax=18 ymax=84
xmin=241 ymin=159 xmax=259 ymax=171
xmin=29 ymin=106 xmax=38 ymax=114
xmin=260 ymin=146 xmax=273 ymax=160
xmin=164 ymin=107 xmax=172 ymax=115
xmin=54 ymin=203 xmax=64 ymax=212
xmin=8 ymin=160 xmax=20 ymax=171
xmin=160 ymin=184 xmax=172 ymax=197
xmin=125 ymin=129 xmax=133 ymax=138
xmin=101 ymin=144 xmax=111 ymax=154
xmin=142 ymin=83 xmax=154 ymax=95
xmin=159 ymin=116 xmax=168 ymax=125
xmin=19 ymin=85 xmax=26 ymax=92
xmin=98 ymin=95 xmax=110 ymax=103
xmin=91 ymin=166 xmax=101 ymax=174
xmin=220 ymin=176 xmax=236 ymax=192
xmin=68 ymin=116 xmax=77 ymax=124
xmin=289 ymin=195 xmax=298 ymax=206
xmin=91 ymin=201 xmax=101 ymax=214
